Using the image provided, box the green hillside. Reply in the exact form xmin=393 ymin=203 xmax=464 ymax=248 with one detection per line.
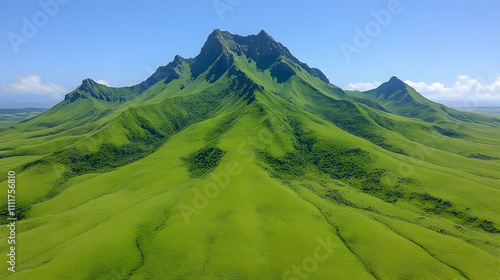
xmin=1 ymin=29 xmax=499 ymax=279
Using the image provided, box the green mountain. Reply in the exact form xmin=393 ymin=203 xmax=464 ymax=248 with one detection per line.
xmin=345 ymin=76 xmax=494 ymax=123
xmin=1 ymin=30 xmax=499 ymax=280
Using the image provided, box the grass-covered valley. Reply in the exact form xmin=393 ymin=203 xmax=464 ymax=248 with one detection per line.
xmin=1 ymin=30 xmax=499 ymax=279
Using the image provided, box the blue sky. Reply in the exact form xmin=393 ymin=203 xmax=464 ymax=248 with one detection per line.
xmin=1 ymin=0 xmax=500 ymax=108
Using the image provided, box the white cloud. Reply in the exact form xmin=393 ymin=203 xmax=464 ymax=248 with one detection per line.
xmin=96 ymin=79 xmax=112 ymax=87
xmin=1 ymin=75 xmax=67 ymax=98
xmin=346 ymin=81 xmax=381 ymax=91
xmin=404 ymin=75 xmax=500 ymax=101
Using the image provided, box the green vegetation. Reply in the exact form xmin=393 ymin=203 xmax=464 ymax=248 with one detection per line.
xmin=182 ymin=145 xmax=226 ymax=178
xmin=258 ymin=118 xmax=371 ymax=179
xmin=259 ymin=119 xmax=499 ymax=234
xmin=467 ymin=153 xmax=499 ymax=160
xmin=0 ymin=30 xmax=499 ymax=279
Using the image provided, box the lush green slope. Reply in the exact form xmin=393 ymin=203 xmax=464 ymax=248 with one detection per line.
xmin=1 ymin=29 xmax=499 ymax=279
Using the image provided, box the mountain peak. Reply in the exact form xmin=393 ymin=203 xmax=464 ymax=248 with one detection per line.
xmin=174 ymin=54 xmax=183 ymax=62
xmin=210 ymin=28 xmax=224 ymax=36
xmin=81 ymin=78 xmax=98 ymax=92
xmin=192 ymin=30 xmax=331 ymax=84
xmin=64 ymin=78 xmax=102 ymax=102
xmin=197 ymin=29 xmax=229 ymax=60
xmin=366 ymin=76 xmax=417 ymax=104
xmin=82 ymin=78 xmax=96 ymax=85
xmin=206 ymin=29 xmax=232 ymax=44
xmin=200 ymin=29 xmax=284 ymax=60
xmin=377 ymin=76 xmax=406 ymax=90
xmin=389 ymin=76 xmax=404 ymax=83
xmin=257 ymin=29 xmax=272 ymax=38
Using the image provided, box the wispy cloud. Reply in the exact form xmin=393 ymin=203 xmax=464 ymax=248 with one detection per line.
xmin=345 ymin=81 xmax=381 ymax=91
xmin=96 ymin=79 xmax=112 ymax=87
xmin=404 ymin=75 xmax=500 ymax=100
xmin=1 ymin=74 xmax=67 ymax=98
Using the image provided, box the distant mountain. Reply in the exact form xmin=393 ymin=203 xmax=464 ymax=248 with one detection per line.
xmin=0 ymin=30 xmax=499 ymax=280
xmin=346 ymin=76 xmax=494 ymax=123
xmin=0 ymin=108 xmax=46 ymax=126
